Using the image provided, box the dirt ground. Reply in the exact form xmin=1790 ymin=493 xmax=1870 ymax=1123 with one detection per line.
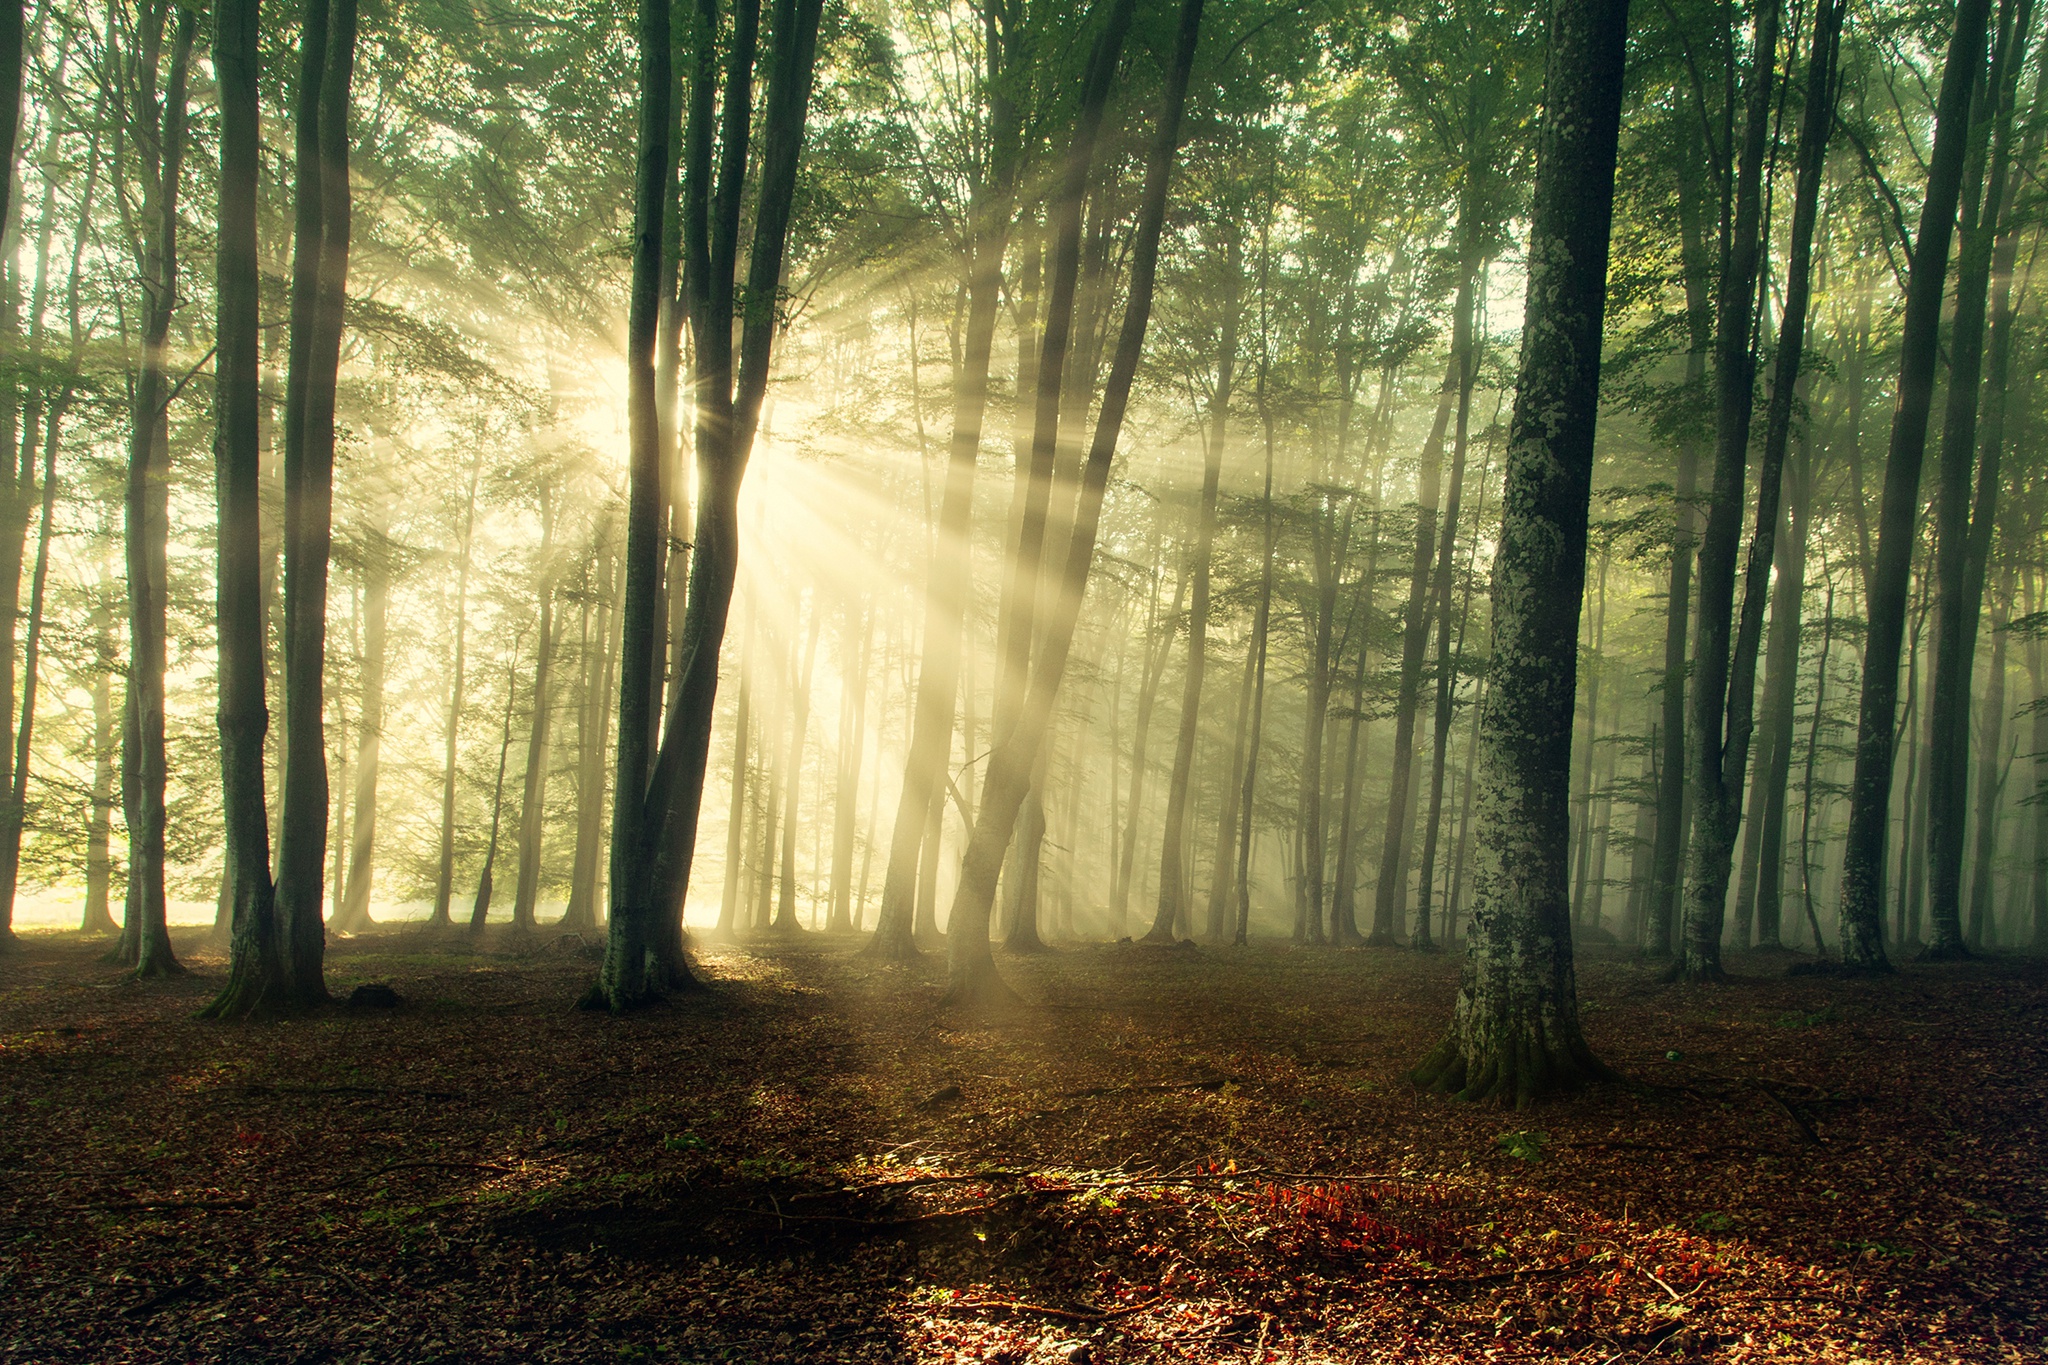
xmin=1 ymin=929 xmax=2043 ymax=1363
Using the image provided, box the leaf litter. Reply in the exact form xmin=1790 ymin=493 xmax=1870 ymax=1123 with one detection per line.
xmin=0 ymin=932 xmax=2041 ymax=1362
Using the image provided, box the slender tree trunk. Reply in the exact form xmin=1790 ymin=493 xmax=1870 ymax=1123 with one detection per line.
xmin=1839 ymin=0 xmax=1992 ymax=969
xmin=1151 ymin=231 xmax=1239 ymax=940
xmin=1966 ymin=565 xmax=2011 ymax=946
xmin=1646 ymin=112 xmax=1717 ymax=960
xmin=1416 ymin=245 xmax=1486 ymax=953
xmin=1118 ymin=558 xmax=1181 ymax=934
xmin=1371 ymin=355 xmax=1455 ymax=945
xmin=944 ymin=0 xmax=1197 ymax=1003
xmin=715 ymin=602 xmax=754 ymax=937
xmin=1411 ymin=0 xmax=1627 ymax=1103
xmin=830 ymin=598 xmax=871 ymax=931
xmin=470 ymin=656 xmax=520 ymax=931
xmin=2024 ymin=562 xmax=2047 ymax=951
xmin=275 ymin=0 xmax=358 ymax=999
xmin=334 ymin=522 xmax=389 ymax=933
xmin=1740 ymin=432 xmax=1814 ymax=949
xmin=1234 ymin=430 xmax=1276 ymax=947
xmin=772 ymin=606 xmax=820 ymax=932
xmin=512 ymin=579 xmax=559 ymax=933
xmin=203 ymin=0 xmax=287 ymax=1016
xmin=1925 ymin=0 xmax=2034 ymax=958
xmin=119 ymin=5 xmax=197 ymax=978
xmin=563 ymin=544 xmax=621 ymax=933
xmin=432 ymin=451 xmax=484 ymax=929
xmin=1675 ymin=0 xmax=1783 ymax=982
xmin=82 ymin=573 xmax=117 ymax=934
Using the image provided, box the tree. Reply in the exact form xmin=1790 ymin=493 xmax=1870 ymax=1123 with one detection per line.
xmin=944 ymin=0 xmax=1204 ymax=1003
xmin=1411 ymin=0 xmax=1629 ymax=1103
xmin=1837 ymin=0 xmax=1992 ymax=970
xmin=202 ymin=0 xmax=288 ymax=1018
xmin=116 ymin=1 xmax=198 ymax=979
xmin=591 ymin=0 xmax=827 ymax=1008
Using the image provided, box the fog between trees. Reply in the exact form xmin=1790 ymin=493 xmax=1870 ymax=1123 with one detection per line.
xmin=0 ymin=0 xmax=2043 ymax=1085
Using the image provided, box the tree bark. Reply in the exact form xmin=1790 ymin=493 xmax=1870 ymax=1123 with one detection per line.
xmin=118 ymin=4 xmax=197 ymax=979
xmin=830 ymin=598 xmax=871 ymax=931
xmin=595 ymin=0 xmax=825 ymax=1007
xmin=1150 ymin=229 xmax=1240 ymax=941
xmin=202 ymin=0 xmax=288 ymax=1016
xmin=1645 ymin=111 xmax=1716 ymax=959
xmin=945 ymin=0 xmax=1198 ymax=1001
xmin=1924 ymin=0 xmax=2034 ymax=959
xmin=869 ymin=36 xmax=1017 ymax=959
xmin=1371 ymin=355 xmax=1456 ymax=945
xmin=334 ymin=519 xmax=390 ymax=933
xmin=1411 ymin=0 xmax=1627 ymax=1103
xmin=275 ymin=0 xmax=357 ymax=1000
xmin=431 ymin=451 xmax=484 ymax=929
xmin=1674 ymin=0 xmax=1782 ymax=982
xmin=1838 ymin=0 xmax=1992 ymax=969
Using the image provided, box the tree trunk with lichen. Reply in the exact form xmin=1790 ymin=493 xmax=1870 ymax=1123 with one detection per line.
xmin=1411 ymin=0 xmax=1627 ymax=1104
xmin=1838 ymin=0 xmax=1992 ymax=970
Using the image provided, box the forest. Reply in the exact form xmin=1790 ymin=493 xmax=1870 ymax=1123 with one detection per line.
xmin=1 ymin=0 xmax=2046 ymax=1353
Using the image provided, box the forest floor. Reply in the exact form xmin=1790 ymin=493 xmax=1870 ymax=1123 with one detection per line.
xmin=1 ymin=930 xmax=2043 ymax=1364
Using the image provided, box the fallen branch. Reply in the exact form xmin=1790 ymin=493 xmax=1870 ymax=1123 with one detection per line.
xmin=1753 ymin=1083 xmax=1821 ymax=1144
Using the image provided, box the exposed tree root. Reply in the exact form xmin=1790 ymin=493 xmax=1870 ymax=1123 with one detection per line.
xmin=1410 ymin=1030 xmax=1622 ymax=1109
xmin=943 ymin=958 xmax=1022 ymax=1012
xmin=859 ymin=930 xmax=922 ymax=964
xmin=1916 ymin=940 xmax=1974 ymax=964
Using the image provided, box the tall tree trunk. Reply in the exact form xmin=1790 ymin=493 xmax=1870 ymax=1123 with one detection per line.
xmin=2024 ymin=561 xmax=2047 ymax=951
xmin=1966 ymin=565 xmax=2011 ymax=946
xmin=1411 ymin=0 xmax=1627 ymax=1103
xmin=772 ymin=606 xmax=820 ymax=933
xmin=715 ymin=600 xmax=755 ymax=937
xmin=596 ymin=0 xmax=825 ymax=1008
xmin=431 ymin=451 xmax=484 ymax=929
xmin=869 ymin=78 xmax=1016 ymax=957
xmin=1674 ymin=0 xmax=1782 ymax=982
xmin=1571 ymin=551 xmax=1609 ymax=922
xmin=1416 ymin=239 xmax=1487 ymax=953
xmin=276 ymin=0 xmax=358 ymax=1000
xmin=1207 ymin=582 xmax=1260 ymax=942
xmin=1739 ymin=430 xmax=1815 ymax=949
xmin=1924 ymin=0 xmax=2034 ymax=959
xmin=1371 ymin=354 xmax=1455 ymax=945
xmin=1646 ymin=111 xmax=1717 ymax=959
xmin=830 ymin=598 xmax=871 ymax=932
xmin=1233 ymin=423 xmax=1276 ymax=947
xmin=203 ymin=0 xmax=288 ymax=1016
xmin=119 ymin=4 xmax=197 ymax=979
xmin=563 ymin=543 xmax=621 ymax=934
xmin=1150 ymin=230 xmax=1240 ymax=941
xmin=1838 ymin=0 xmax=1992 ymax=969
xmin=470 ymin=655 xmax=520 ymax=931
xmin=82 ymin=572 xmax=117 ymax=934
xmin=1118 ymin=557 xmax=1181 ymax=935
xmin=944 ymin=0 xmax=1198 ymax=1003
xmin=334 ymin=520 xmax=389 ymax=933
xmin=512 ymin=578 xmax=559 ymax=933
